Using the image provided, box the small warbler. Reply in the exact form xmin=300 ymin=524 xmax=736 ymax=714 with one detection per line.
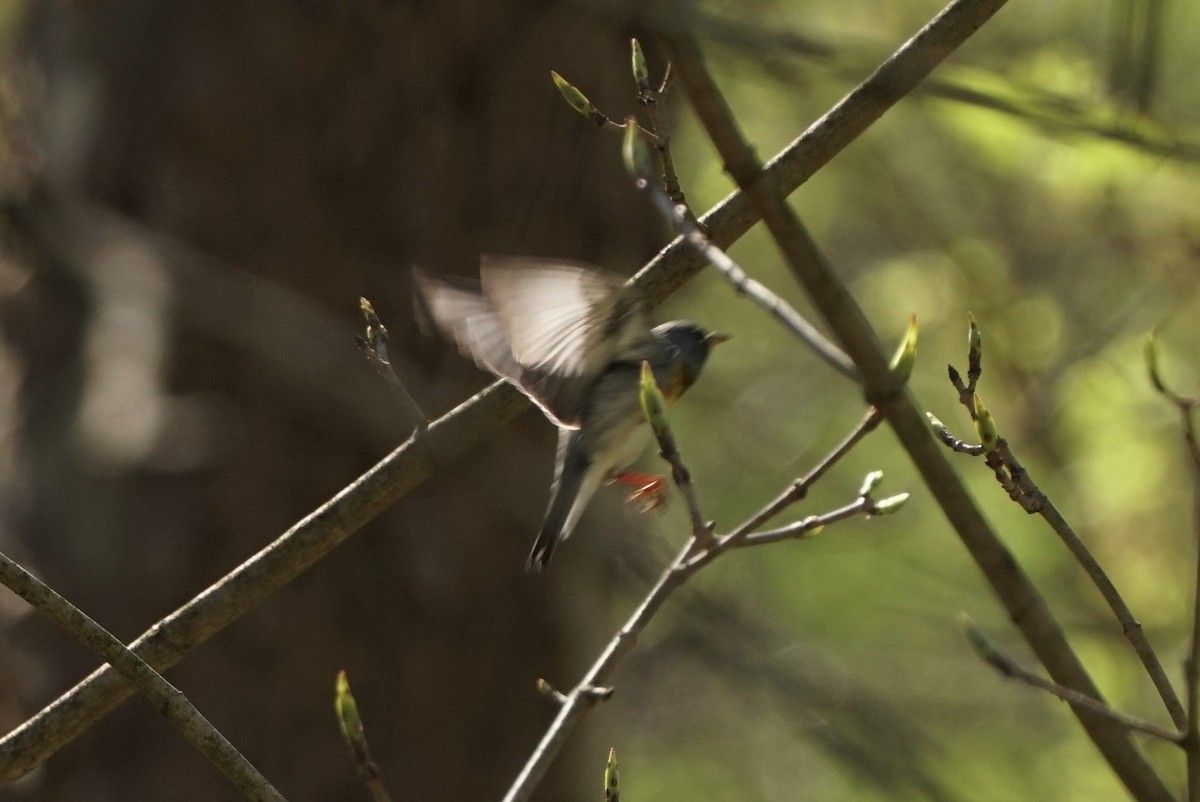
xmin=416 ymin=256 xmax=725 ymax=570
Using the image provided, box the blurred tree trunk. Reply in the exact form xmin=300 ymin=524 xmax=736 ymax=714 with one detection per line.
xmin=0 ymin=1 xmax=658 ymax=799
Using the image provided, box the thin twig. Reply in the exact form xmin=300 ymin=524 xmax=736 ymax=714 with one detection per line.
xmin=735 ymin=496 xmax=862 ymax=548
xmin=335 ymin=672 xmax=395 ymax=802
xmin=1146 ymin=335 xmax=1200 ymax=798
xmin=1188 ymin=410 xmax=1200 ymax=802
xmin=637 ymin=55 xmax=697 ymax=226
xmin=357 ymin=296 xmax=428 ymax=433
xmin=738 ymin=474 xmax=907 ymax=547
xmin=638 ymin=363 xmax=714 ymax=550
xmin=1189 ymin=486 xmax=1200 ymax=802
xmin=926 ymin=413 xmax=985 ymax=455
xmin=1040 ymin=497 xmax=1185 ymax=729
xmin=500 ymin=449 xmax=885 ymax=802
xmin=659 ymin=13 xmax=1173 ymax=801
xmin=709 ymin=407 xmax=883 ymax=553
xmin=500 ymin=538 xmax=691 ymax=802
xmin=0 ymin=552 xmax=284 ymax=801
xmin=947 ymin=333 xmax=1186 ymax=730
xmin=635 ymin=177 xmax=858 ymax=382
xmin=964 ymin=620 xmax=1182 ymax=744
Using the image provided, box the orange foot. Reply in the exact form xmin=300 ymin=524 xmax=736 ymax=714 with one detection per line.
xmin=608 ymin=472 xmax=668 ymax=512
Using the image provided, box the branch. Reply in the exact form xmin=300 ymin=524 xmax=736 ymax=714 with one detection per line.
xmin=659 ymin=8 xmax=1173 ymax=801
xmin=0 ymin=378 xmax=523 ymax=783
xmin=1146 ymin=334 xmax=1200 ymax=799
xmin=963 ymin=619 xmax=1182 ymax=744
xmin=0 ymin=552 xmax=283 ymax=801
xmin=627 ymin=157 xmax=857 ymax=381
xmin=736 ymin=475 xmax=908 ymax=548
xmin=945 ymin=336 xmax=1185 ymax=731
xmin=709 ymin=407 xmax=883 ymax=554
xmin=500 ymin=435 xmax=886 ymax=802
xmin=630 ymin=39 xmax=696 ymax=226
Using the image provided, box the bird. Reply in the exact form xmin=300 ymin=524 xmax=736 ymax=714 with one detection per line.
xmin=414 ymin=255 xmax=726 ymax=571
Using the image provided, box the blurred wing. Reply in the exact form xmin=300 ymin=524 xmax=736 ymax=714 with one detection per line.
xmin=479 ymin=256 xmax=652 ymax=423
xmin=414 ymin=269 xmax=594 ymax=427
xmin=480 ymin=255 xmax=650 ymax=377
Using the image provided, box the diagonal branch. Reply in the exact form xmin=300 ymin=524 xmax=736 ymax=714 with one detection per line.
xmin=0 ymin=553 xmax=284 ymax=801
xmin=964 ymin=619 xmax=1183 ymax=744
xmin=658 ymin=9 xmax=1173 ymax=802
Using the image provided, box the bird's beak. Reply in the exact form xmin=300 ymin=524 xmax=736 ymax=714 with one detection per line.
xmin=705 ymin=332 xmax=731 ymax=347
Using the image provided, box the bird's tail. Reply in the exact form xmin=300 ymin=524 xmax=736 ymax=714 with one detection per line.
xmin=526 ymin=430 xmax=594 ymax=571
xmin=526 ymin=508 xmax=566 ymax=571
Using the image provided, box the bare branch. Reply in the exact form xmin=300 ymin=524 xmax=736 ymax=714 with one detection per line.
xmin=964 ymin=618 xmax=1182 ymax=744
xmin=633 ymin=174 xmax=858 ymax=382
xmin=500 ymin=453 xmax=884 ymax=802
xmin=926 ymin=412 xmax=985 ymax=455
xmin=945 ymin=327 xmax=1186 ymax=731
xmin=1145 ymin=334 xmax=1200 ymax=798
xmin=0 ymin=552 xmax=283 ymax=801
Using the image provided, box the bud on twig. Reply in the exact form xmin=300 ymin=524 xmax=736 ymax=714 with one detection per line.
xmin=872 ymin=493 xmax=910 ymax=515
xmin=605 ymin=747 xmax=620 ymax=802
xmin=973 ymin=394 xmax=998 ymax=453
xmin=859 ymin=470 xmax=884 ymax=497
xmin=1145 ymin=333 xmax=1167 ymax=396
xmin=967 ymin=312 xmax=982 ymax=361
xmin=334 ymin=670 xmax=364 ymax=750
xmin=631 ymin=38 xmax=650 ymax=92
xmin=551 ymin=70 xmax=597 ymax=118
xmin=889 ymin=314 xmax=918 ymax=383
xmin=623 ymin=120 xmax=654 ymax=185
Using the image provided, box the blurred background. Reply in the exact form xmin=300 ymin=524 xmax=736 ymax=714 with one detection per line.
xmin=0 ymin=0 xmax=1199 ymax=800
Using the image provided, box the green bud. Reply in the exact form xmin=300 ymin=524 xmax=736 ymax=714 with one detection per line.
xmin=1145 ymin=333 xmax=1166 ymax=394
xmin=605 ymin=747 xmax=620 ymax=802
xmin=623 ymin=120 xmax=654 ymax=183
xmin=973 ymin=394 xmax=998 ymax=453
xmin=872 ymin=493 xmax=910 ymax=515
xmin=631 ymin=38 xmax=649 ymax=90
xmin=639 ymin=360 xmax=668 ymax=436
xmin=966 ymin=312 xmax=983 ymax=380
xmin=889 ymin=314 xmax=918 ymax=382
xmin=334 ymin=670 xmax=364 ymax=749
xmin=359 ymin=296 xmax=387 ymax=347
xmin=960 ymin=614 xmax=995 ymax=660
xmin=858 ymin=470 xmax=884 ymax=497
xmin=550 ymin=70 xmax=595 ymax=117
